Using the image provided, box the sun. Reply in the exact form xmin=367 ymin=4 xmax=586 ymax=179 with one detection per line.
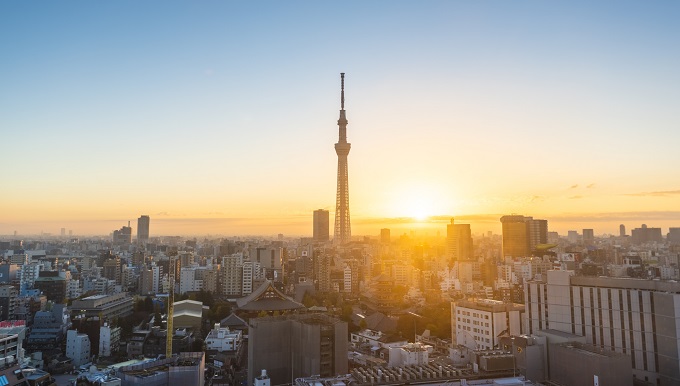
xmin=389 ymin=184 xmax=440 ymax=221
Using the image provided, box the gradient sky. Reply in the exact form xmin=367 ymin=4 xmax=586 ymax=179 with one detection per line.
xmin=1 ymin=1 xmax=679 ymax=237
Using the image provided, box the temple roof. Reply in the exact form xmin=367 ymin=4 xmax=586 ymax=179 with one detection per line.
xmin=236 ymin=280 xmax=305 ymax=311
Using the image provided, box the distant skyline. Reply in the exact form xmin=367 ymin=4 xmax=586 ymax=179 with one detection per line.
xmin=2 ymin=1 xmax=679 ymax=237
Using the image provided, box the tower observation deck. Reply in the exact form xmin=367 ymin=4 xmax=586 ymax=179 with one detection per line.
xmin=334 ymin=73 xmax=351 ymax=245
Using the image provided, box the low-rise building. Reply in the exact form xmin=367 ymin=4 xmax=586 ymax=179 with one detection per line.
xmin=117 ymin=352 xmax=205 ymax=386
xmin=66 ymin=329 xmax=91 ymax=366
xmin=71 ymin=292 xmax=133 ymax=320
xmin=100 ymin=323 xmax=122 ymax=357
xmin=452 ymin=298 xmax=524 ymax=350
xmin=205 ymin=323 xmax=243 ymax=352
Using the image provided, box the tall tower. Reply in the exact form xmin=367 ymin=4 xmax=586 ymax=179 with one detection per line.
xmin=137 ymin=215 xmax=150 ymax=243
xmin=334 ymin=73 xmax=351 ymax=245
xmin=313 ymin=209 xmax=330 ymax=242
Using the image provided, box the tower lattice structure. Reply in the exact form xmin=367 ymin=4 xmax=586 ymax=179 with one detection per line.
xmin=334 ymin=73 xmax=351 ymax=245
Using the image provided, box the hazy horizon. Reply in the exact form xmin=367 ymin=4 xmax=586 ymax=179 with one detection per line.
xmin=3 ymin=212 xmax=679 ymax=239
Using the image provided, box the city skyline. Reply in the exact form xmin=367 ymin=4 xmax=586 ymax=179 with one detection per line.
xmin=2 ymin=1 xmax=680 ymax=236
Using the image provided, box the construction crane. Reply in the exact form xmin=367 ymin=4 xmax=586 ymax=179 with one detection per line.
xmin=166 ymin=254 xmax=176 ymax=358
xmin=155 ymin=254 xmax=177 ymax=358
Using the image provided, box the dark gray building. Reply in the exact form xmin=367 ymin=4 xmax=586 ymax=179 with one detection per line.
xmin=248 ymin=314 xmax=348 ymax=386
xmin=313 ymin=209 xmax=329 ymax=242
xmin=550 ymin=342 xmax=632 ymax=386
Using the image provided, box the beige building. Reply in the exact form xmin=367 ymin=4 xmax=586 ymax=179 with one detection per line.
xmin=173 ymin=299 xmax=203 ymax=332
xmin=452 ymin=298 xmax=524 ymax=350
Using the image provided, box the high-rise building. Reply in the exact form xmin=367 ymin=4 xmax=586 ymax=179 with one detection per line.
xmin=248 ymin=314 xmax=348 ymax=386
xmin=501 ymin=215 xmax=547 ymax=258
xmin=582 ymin=229 xmax=594 ymax=245
xmin=380 ymin=228 xmax=391 ymax=244
xmin=333 ymin=73 xmax=351 ymax=245
xmin=525 ymin=270 xmax=680 ymax=385
xmin=669 ymin=228 xmax=680 ymax=244
xmin=527 ymin=218 xmax=548 ymax=250
xmin=138 ymin=215 xmax=150 ymax=243
xmin=313 ymin=209 xmax=329 ymax=242
xmin=620 ymin=224 xmax=626 ymax=237
xmin=631 ymin=224 xmax=663 ymax=244
xmin=501 ymin=215 xmax=530 ymax=258
xmin=446 ymin=218 xmax=473 ymax=261
xmin=113 ymin=222 xmax=132 ymax=244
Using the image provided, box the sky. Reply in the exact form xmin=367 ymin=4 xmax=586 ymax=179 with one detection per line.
xmin=1 ymin=1 xmax=679 ymax=237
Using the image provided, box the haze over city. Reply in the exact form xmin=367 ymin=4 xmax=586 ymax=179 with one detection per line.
xmin=2 ymin=1 xmax=679 ymax=236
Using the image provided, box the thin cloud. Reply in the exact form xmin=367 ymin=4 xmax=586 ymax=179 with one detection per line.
xmin=569 ymin=184 xmax=579 ymax=189
xmin=569 ymin=195 xmax=583 ymax=199
xmin=625 ymin=190 xmax=680 ymax=197
xmin=550 ymin=211 xmax=680 ymax=222
xmin=586 ymin=183 xmax=596 ymax=189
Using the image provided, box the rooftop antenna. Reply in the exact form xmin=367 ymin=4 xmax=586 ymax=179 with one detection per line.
xmin=341 ymin=72 xmax=345 ymax=110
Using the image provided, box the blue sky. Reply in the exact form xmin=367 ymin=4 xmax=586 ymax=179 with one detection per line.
xmin=1 ymin=1 xmax=679 ymax=236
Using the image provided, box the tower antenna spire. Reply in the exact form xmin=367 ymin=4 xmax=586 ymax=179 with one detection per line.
xmin=341 ymin=72 xmax=345 ymax=110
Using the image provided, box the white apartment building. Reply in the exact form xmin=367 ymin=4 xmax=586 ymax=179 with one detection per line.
xmin=242 ymin=261 xmax=262 ymax=296
xmin=452 ymin=299 xmax=524 ymax=350
xmin=388 ymin=343 xmax=429 ymax=367
xmin=525 ymin=270 xmax=680 ymax=385
xmin=66 ymin=329 xmax=91 ymax=366
xmin=343 ymin=264 xmax=352 ymax=293
xmin=179 ymin=266 xmax=204 ymax=294
xmin=205 ymin=323 xmax=243 ymax=352
xmin=99 ymin=323 xmax=121 ymax=357
xmin=152 ymin=264 xmax=162 ymax=293
xmin=66 ymin=279 xmax=82 ymax=299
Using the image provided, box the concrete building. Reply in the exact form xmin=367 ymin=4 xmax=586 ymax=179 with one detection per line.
xmin=248 ymin=314 xmax=348 ymax=386
xmin=241 ymin=261 xmax=262 ymax=296
xmin=446 ymin=219 xmax=473 ymax=261
xmin=0 ymin=330 xmax=25 ymax=367
xmin=380 ymin=228 xmax=390 ymax=244
xmin=139 ymin=266 xmax=154 ymax=295
xmin=71 ymin=293 xmax=133 ymax=320
xmin=549 ymin=341 xmax=633 ymax=386
xmin=173 ymin=300 xmax=203 ymax=332
xmin=18 ymin=263 xmax=41 ymax=295
xmin=313 ymin=209 xmax=330 ymax=242
xmin=631 ymin=224 xmax=663 ymax=244
xmin=99 ymin=323 xmax=121 ymax=357
xmin=501 ymin=216 xmax=547 ymax=258
xmin=152 ymin=264 xmax=162 ymax=294
xmin=0 ymin=285 xmax=18 ymax=321
xmin=501 ymin=215 xmax=530 ymax=258
xmin=179 ymin=266 xmax=204 ymax=294
xmin=205 ymin=323 xmax=243 ymax=352
xmin=222 ymin=254 xmax=244 ymax=296
xmin=387 ymin=343 xmax=429 ymax=367
xmin=525 ymin=270 xmax=680 ymax=385
xmin=582 ymin=228 xmax=595 ymax=245
xmin=66 ymin=329 xmax=91 ymax=366
xmin=34 ymin=273 xmax=67 ymax=303
xmin=116 ymin=352 xmax=205 ymax=386
xmin=137 ymin=215 xmax=150 ymax=243
xmin=113 ymin=223 xmax=132 ymax=244
xmin=249 ymin=247 xmax=283 ymax=282
xmin=452 ymin=299 xmax=524 ymax=350
xmin=27 ymin=304 xmax=71 ymax=350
